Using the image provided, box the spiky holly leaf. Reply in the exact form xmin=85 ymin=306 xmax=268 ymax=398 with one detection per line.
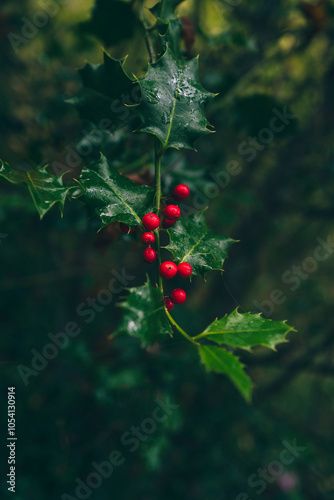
xmin=165 ymin=209 xmax=236 ymax=277
xmin=81 ymin=0 xmax=137 ymax=47
xmin=198 ymin=345 xmax=252 ymax=401
xmin=115 ymin=279 xmax=172 ymax=346
xmin=134 ymin=46 xmax=215 ymax=151
xmin=68 ymin=51 xmax=139 ymax=129
xmin=76 ymin=154 xmax=155 ymax=229
xmin=194 ymin=309 xmax=295 ymax=351
xmin=159 ymin=18 xmax=183 ymax=56
xmin=0 ymin=160 xmax=75 ymax=218
xmin=151 ymin=0 xmax=185 ymax=20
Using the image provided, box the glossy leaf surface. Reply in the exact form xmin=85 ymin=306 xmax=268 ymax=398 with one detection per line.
xmin=115 ymin=279 xmax=172 ymax=345
xmin=198 ymin=345 xmax=252 ymax=401
xmin=76 ymin=155 xmax=155 ymax=229
xmin=195 ymin=309 xmax=294 ymax=351
xmin=135 ymin=47 xmax=215 ymax=151
xmin=0 ymin=161 xmax=75 ymax=218
xmin=165 ymin=209 xmax=236 ymax=276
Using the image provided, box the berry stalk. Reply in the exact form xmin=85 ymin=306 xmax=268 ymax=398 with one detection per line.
xmin=165 ymin=310 xmax=199 ymax=346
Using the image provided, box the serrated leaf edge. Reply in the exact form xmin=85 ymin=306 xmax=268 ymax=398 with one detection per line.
xmin=0 ymin=160 xmax=76 ymax=219
xmin=193 ymin=307 xmax=297 ymax=351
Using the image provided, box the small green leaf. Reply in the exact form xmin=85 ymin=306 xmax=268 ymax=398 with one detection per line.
xmin=198 ymin=345 xmax=252 ymax=401
xmin=151 ymin=0 xmax=185 ymax=20
xmin=68 ymin=51 xmax=139 ymax=129
xmin=194 ymin=309 xmax=294 ymax=351
xmin=81 ymin=0 xmax=137 ymax=46
xmin=160 ymin=18 xmax=183 ymax=57
xmin=0 ymin=161 xmax=75 ymax=218
xmin=115 ymin=279 xmax=172 ymax=346
xmin=165 ymin=209 xmax=236 ymax=277
xmin=134 ymin=46 xmax=215 ymax=151
xmin=76 ymin=154 xmax=155 ymax=229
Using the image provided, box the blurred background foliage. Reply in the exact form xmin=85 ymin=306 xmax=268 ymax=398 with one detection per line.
xmin=1 ymin=0 xmax=334 ymax=498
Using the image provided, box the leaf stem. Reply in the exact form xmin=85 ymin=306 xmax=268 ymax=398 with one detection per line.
xmin=166 ymin=310 xmax=200 ymax=346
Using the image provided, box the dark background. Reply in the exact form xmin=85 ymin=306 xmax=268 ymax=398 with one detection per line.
xmin=1 ymin=0 xmax=334 ymax=498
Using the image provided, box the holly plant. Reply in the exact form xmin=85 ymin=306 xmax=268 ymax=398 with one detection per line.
xmin=0 ymin=0 xmax=295 ymax=401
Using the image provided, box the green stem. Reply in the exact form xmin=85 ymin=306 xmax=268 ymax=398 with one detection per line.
xmin=166 ymin=310 xmax=200 ymax=346
xmin=154 ymin=139 xmax=163 ymax=293
xmin=136 ymin=9 xmax=192 ymax=342
xmin=155 ymin=140 xmax=162 ymax=211
xmin=138 ymin=2 xmax=161 ymax=289
xmin=156 ymin=230 xmax=163 ymax=292
xmin=139 ymin=0 xmax=156 ymax=64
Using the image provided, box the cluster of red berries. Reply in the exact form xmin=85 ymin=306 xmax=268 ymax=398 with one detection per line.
xmin=120 ymin=184 xmax=191 ymax=311
xmin=140 ymin=184 xmax=189 ymax=263
xmin=141 ymin=212 xmax=159 ymax=264
xmin=140 ymin=184 xmax=191 ymax=311
xmin=161 ymin=261 xmax=192 ymax=311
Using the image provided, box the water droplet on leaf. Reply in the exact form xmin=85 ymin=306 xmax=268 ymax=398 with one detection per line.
xmin=161 ymin=112 xmax=169 ymax=124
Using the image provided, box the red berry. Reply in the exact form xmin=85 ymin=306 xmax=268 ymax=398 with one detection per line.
xmin=142 ymin=213 xmax=160 ymax=231
xmin=164 ymin=204 xmax=181 ymax=220
xmin=170 ymin=288 xmax=186 ymax=304
xmin=163 ymin=218 xmax=176 ymax=228
xmin=177 ymin=262 xmax=193 ymax=278
xmin=173 ymin=184 xmax=189 ymax=200
xmin=120 ymin=223 xmax=137 ymax=234
xmin=143 ymin=248 xmax=157 ymax=263
xmin=159 ymin=261 xmax=177 ymax=279
xmin=164 ymin=297 xmax=174 ymax=311
xmin=142 ymin=232 xmax=155 ymax=244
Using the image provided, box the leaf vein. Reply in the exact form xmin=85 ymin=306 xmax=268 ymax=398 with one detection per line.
xmin=163 ymin=63 xmax=181 ymax=150
xmin=92 ymin=169 xmax=141 ymax=223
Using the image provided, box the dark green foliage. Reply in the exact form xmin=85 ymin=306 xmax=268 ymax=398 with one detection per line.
xmin=0 ymin=0 xmax=332 ymax=498
xmin=134 ymin=47 xmax=215 ymax=151
xmin=76 ymin=154 xmax=155 ymax=229
xmin=165 ymin=209 xmax=236 ymax=277
xmin=115 ymin=279 xmax=172 ymax=345
xmin=151 ymin=0 xmax=185 ymax=21
xmin=0 ymin=161 xmax=75 ymax=218
xmin=68 ymin=51 xmax=138 ymax=129
xmin=81 ymin=0 xmax=137 ymax=46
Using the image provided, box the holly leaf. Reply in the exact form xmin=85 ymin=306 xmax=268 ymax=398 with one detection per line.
xmin=114 ymin=279 xmax=172 ymax=345
xmin=151 ymin=0 xmax=185 ymax=20
xmin=0 ymin=161 xmax=75 ymax=218
xmin=165 ymin=209 xmax=236 ymax=277
xmin=194 ymin=309 xmax=295 ymax=351
xmin=68 ymin=51 xmax=139 ymax=129
xmin=76 ymin=154 xmax=155 ymax=229
xmin=159 ymin=18 xmax=183 ymax=57
xmin=134 ymin=46 xmax=215 ymax=151
xmin=198 ymin=345 xmax=252 ymax=401
xmin=81 ymin=0 xmax=137 ymax=47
